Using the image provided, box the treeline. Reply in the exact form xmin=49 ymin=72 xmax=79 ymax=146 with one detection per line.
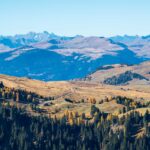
xmin=116 ymin=96 xmax=150 ymax=113
xmin=0 ymin=82 xmax=53 ymax=104
xmin=0 ymin=104 xmax=150 ymax=150
xmin=103 ymin=71 xmax=148 ymax=85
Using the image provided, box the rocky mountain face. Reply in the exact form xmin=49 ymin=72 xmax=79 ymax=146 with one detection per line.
xmin=0 ymin=32 xmax=150 ymax=81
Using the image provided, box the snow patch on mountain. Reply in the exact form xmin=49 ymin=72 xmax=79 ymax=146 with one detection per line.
xmin=5 ymin=47 xmax=34 ymax=61
xmin=0 ymin=44 xmax=12 ymax=53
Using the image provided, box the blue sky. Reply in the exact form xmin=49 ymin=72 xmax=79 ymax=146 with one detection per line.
xmin=0 ymin=0 xmax=150 ymax=36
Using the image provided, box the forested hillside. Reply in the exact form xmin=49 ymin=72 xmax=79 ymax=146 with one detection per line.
xmin=0 ymin=81 xmax=150 ymax=150
xmin=103 ymin=71 xmax=148 ymax=85
xmin=83 ymin=61 xmax=150 ymax=86
xmin=0 ymin=103 xmax=150 ymax=150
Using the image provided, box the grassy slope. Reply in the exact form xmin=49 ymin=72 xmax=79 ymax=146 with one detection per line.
xmin=0 ymin=73 xmax=150 ymax=117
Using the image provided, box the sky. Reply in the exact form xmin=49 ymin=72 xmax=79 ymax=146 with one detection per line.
xmin=0 ymin=0 xmax=150 ymax=36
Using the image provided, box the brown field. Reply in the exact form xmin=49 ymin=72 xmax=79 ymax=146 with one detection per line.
xmin=1 ymin=73 xmax=150 ymax=117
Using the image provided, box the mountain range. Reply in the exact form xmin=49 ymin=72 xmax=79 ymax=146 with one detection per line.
xmin=0 ymin=32 xmax=150 ymax=81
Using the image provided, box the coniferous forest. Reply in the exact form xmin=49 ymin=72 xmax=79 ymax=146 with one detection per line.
xmin=0 ymin=82 xmax=150 ymax=150
xmin=0 ymin=101 xmax=150 ymax=150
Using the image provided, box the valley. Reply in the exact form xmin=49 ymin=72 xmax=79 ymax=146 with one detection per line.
xmin=0 ymin=61 xmax=150 ymax=118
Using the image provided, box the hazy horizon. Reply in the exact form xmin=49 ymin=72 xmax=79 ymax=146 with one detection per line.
xmin=0 ymin=30 xmax=150 ymax=38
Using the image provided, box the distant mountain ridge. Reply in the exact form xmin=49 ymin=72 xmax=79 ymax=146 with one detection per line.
xmin=0 ymin=32 xmax=150 ymax=81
